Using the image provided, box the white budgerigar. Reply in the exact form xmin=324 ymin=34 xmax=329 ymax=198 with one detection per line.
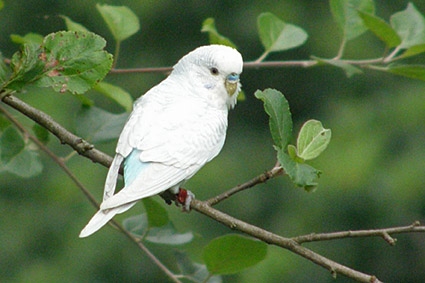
xmin=79 ymin=45 xmax=243 ymax=237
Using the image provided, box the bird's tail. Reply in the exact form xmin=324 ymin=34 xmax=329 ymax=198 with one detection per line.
xmin=79 ymin=202 xmax=136 ymax=238
xmin=103 ymin=154 xmax=124 ymax=201
xmin=79 ymin=154 xmax=128 ymax=238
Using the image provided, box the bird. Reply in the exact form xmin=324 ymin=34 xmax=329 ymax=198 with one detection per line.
xmin=79 ymin=45 xmax=243 ymax=238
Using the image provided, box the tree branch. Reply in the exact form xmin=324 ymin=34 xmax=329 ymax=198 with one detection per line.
xmin=1 ymin=94 xmax=115 ymax=170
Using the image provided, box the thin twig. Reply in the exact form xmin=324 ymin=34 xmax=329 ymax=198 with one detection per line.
xmin=293 ymin=221 xmax=425 ymax=245
xmin=206 ymin=165 xmax=283 ymax=206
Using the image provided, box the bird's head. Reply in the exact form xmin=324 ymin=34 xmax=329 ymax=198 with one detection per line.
xmin=172 ymin=45 xmax=243 ymax=109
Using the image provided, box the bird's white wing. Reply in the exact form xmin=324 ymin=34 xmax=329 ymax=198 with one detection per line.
xmin=100 ymin=80 xmax=228 ymax=210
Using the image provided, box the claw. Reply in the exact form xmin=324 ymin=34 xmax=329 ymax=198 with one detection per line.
xmin=176 ymin=188 xmax=195 ymax=211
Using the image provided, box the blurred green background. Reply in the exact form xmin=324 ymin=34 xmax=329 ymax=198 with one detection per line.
xmin=1 ymin=0 xmax=425 ymax=282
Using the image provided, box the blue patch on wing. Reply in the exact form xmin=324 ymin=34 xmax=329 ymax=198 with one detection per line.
xmin=124 ymin=149 xmax=148 ymax=186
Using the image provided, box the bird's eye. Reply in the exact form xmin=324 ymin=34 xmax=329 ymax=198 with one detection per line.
xmin=210 ymin=67 xmax=219 ymax=75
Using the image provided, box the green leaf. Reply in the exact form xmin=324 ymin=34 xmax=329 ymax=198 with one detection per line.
xmin=237 ymin=90 xmax=246 ymax=101
xmin=203 ymin=234 xmax=267 ymax=275
xmin=123 ymin=213 xmax=148 ymax=236
xmin=384 ymin=64 xmax=425 ymax=81
xmin=2 ymin=149 xmax=43 ymax=178
xmin=142 ymin=198 xmax=169 ymax=228
xmin=175 ymin=251 xmax=222 ymax=283
xmin=145 ymin=222 xmax=194 ymax=245
xmin=60 ymin=16 xmax=90 ymax=32
xmin=32 ymin=123 xmax=50 ymax=144
xmin=278 ymin=149 xmax=321 ymax=192
xmin=35 ymin=31 xmax=113 ymax=94
xmin=257 ymin=12 xmax=308 ymax=53
xmin=0 ymin=115 xmax=11 ymax=131
xmin=297 ymin=120 xmax=331 ymax=161
xmin=94 ymin=81 xmax=133 ymax=112
xmin=123 ymin=213 xmax=193 ymax=245
xmin=390 ymin=3 xmax=425 ymax=49
xmin=0 ymin=127 xmax=25 ymax=162
xmin=0 ymin=1 xmax=4 ymax=11
xmin=330 ymin=0 xmax=375 ymax=40
xmin=75 ymin=106 xmax=128 ymax=144
xmin=6 ymin=43 xmax=45 ymax=91
xmin=313 ymin=57 xmax=363 ymax=78
xmin=0 ymin=127 xmax=43 ymax=178
xmin=358 ymin=11 xmax=401 ymax=48
xmin=254 ymin=89 xmax=292 ymax=149
xmin=400 ymin=44 xmax=425 ymax=58
xmin=96 ymin=4 xmax=140 ymax=42
xmin=201 ymin=18 xmax=237 ymax=48
xmin=0 ymin=53 xmax=9 ymax=85
xmin=74 ymin=94 xmax=94 ymax=107
xmin=10 ymin=33 xmax=44 ymax=45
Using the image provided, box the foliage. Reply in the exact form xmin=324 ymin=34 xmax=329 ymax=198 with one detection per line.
xmin=1 ymin=1 xmax=425 ymax=283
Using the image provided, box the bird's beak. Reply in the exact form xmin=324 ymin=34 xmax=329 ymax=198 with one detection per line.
xmin=225 ymin=73 xmax=240 ymax=96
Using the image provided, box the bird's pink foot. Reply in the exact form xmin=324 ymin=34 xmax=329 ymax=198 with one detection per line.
xmin=176 ymin=188 xmax=195 ymax=211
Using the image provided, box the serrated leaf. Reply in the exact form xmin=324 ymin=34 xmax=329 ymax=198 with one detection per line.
xmin=400 ymin=44 xmax=425 ymax=59
xmin=32 ymin=123 xmax=50 ymax=144
xmin=257 ymin=12 xmax=308 ymax=53
xmin=10 ymin=33 xmax=44 ymax=45
xmin=254 ymin=89 xmax=292 ymax=149
xmin=75 ymin=106 xmax=128 ymax=144
xmin=278 ymin=149 xmax=321 ymax=192
xmin=94 ymin=81 xmax=133 ymax=112
xmin=203 ymin=234 xmax=267 ymax=275
xmin=358 ymin=11 xmax=401 ymax=48
xmin=175 ymin=251 xmax=222 ymax=283
xmin=201 ymin=18 xmax=237 ymax=48
xmin=390 ymin=3 xmax=425 ymax=49
xmin=384 ymin=64 xmax=425 ymax=81
xmin=297 ymin=120 xmax=331 ymax=160
xmin=5 ymin=43 xmax=45 ymax=91
xmin=330 ymin=0 xmax=375 ymax=40
xmin=34 ymin=31 xmax=113 ymax=94
xmin=142 ymin=198 xmax=169 ymax=228
xmin=0 ymin=127 xmax=25 ymax=162
xmin=313 ymin=57 xmax=363 ymax=78
xmin=145 ymin=222 xmax=193 ymax=245
xmin=96 ymin=4 xmax=140 ymax=42
xmin=60 ymin=16 xmax=90 ymax=32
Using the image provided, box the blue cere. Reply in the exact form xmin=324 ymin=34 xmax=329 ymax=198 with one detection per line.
xmin=227 ymin=73 xmax=239 ymax=82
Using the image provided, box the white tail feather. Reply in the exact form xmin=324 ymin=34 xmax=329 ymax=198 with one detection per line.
xmin=79 ymin=201 xmax=136 ymax=238
xmin=103 ymin=154 xmax=124 ymax=201
xmin=79 ymin=154 xmax=128 ymax=238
